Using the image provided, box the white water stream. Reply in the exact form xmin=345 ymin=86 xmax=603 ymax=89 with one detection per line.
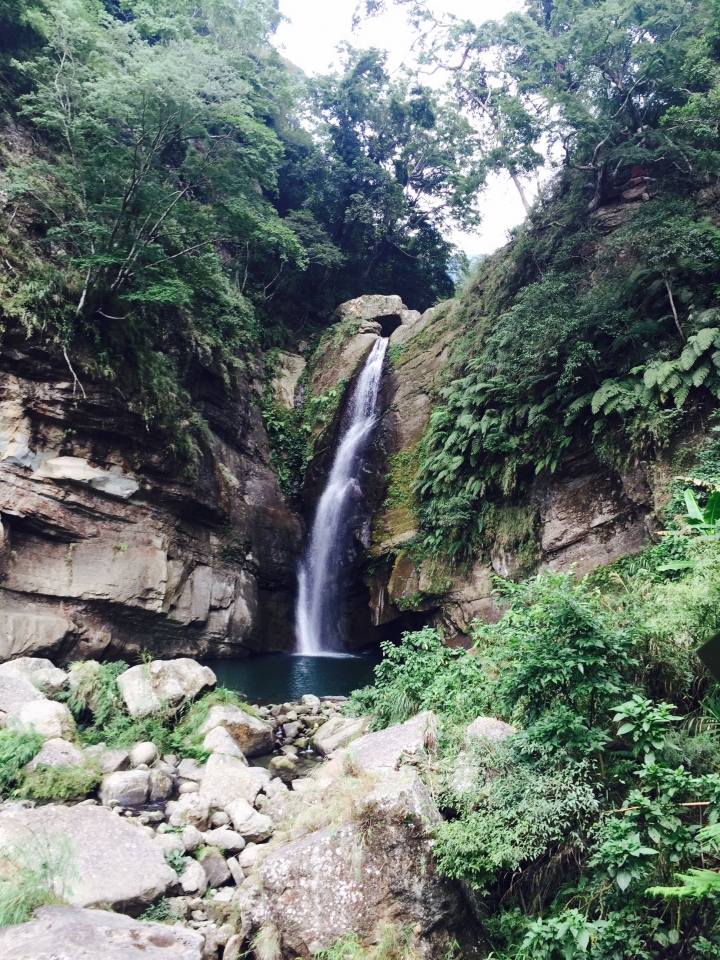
xmin=296 ymin=337 xmax=389 ymax=654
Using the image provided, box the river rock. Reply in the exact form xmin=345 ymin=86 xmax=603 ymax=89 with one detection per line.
xmin=0 ymin=673 xmax=46 ymax=716
xmin=177 ymin=757 xmax=205 ymax=782
xmin=203 ymin=725 xmax=247 ymax=759
xmin=99 ymin=770 xmax=150 ymax=807
xmin=201 ymin=754 xmax=269 ymax=809
xmin=117 ymin=659 xmax=216 ymax=719
xmin=180 ymin=859 xmax=208 ymax=896
xmin=130 ymin=741 xmax=158 ymax=767
xmin=168 ymin=794 xmax=210 ymax=830
xmin=0 ymin=805 xmax=176 ymax=911
xmin=199 ymin=704 xmax=273 ymax=758
xmin=225 ymin=798 xmax=273 ymax=842
xmin=182 ymin=824 xmax=204 ymax=852
xmin=202 ymin=828 xmax=245 ymax=853
xmin=345 ymin=710 xmax=437 ymax=773
xmin=17 ymin=699 xmax=75 ymax=740
xmin=199 ymin=848 xmax=231 ymax=887
xmin=239 ymin=767 xmax=479 ymax=957
xmin=84 ymin=745 xmax=130 ymax=774
xmin=149 ymin=768 xmax=174 ymax=801
xmin=26 ymin=737 xmax=85 ymax=770
xmin=0 ymin=658 xmax=67 ymax=696
xmin=268 ymin=755 xmax=298 ymax=784
xmin=311 ymin=714 xmax=367 ymax=756
xmin=0 ymin=905 xmax=204 ymax=960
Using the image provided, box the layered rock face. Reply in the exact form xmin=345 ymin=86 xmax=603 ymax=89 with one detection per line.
xmin=0 ymin=336 xmax=301 ymax=663
xmin=304 ymin=294 xmax=661 ymax=646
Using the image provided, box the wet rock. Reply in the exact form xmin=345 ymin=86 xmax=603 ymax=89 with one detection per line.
xmin=268 ymin=755 xmax=298 ymax=784
xmin=311 ymin=715 xmax=367 ymax=756
xmin=18 ymin=700 xmax=75 ymax=741
xmin=226 ymin=798 xmax=273 ymax=842
xmin=0 ymin=905 xmax=204 ymax=960
xmin=199 ymin=705 xmax=273 ymax=758
xmin=26 ymin=737 xmax=85 ymax=770
xmin=99 ymin=770 xmax=150 ymax=808
xmin=0 ymin=805 xmax=176 ymax=911
xmin=0 ymin=658 xmax=67 ymax=696
xmin=117 ymin=660 xmax=216 ymax=719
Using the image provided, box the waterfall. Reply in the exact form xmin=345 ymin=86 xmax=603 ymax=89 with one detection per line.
xmin=296 ymin=337 xmax=389 ymax=655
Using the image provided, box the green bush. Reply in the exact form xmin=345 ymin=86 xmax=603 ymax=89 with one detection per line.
xmin=17 ymin=761 xmax=101 ymax=801
xmin=0 ymin=727 xmax=43 ymax=798
xmin=0 ymin=835 xmax=72 ymax=928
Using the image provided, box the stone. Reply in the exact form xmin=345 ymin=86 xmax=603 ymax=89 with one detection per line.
xmin=26 ymin=737 xmax=85 ymax=770
xmin=169 ymin=794 xmax=211 ymax=830
xmin=311 ymin=714 xmax=367 ymax=756
xmin=202 ymin=828 xmax=245 ymax=853
xmin=282 ymin=721 xmax=300 ymax=740
xmin=32 ymin=456 xmax=140 ymax=499
xmin=268 ymin=755 xmax=298 ymax=784
xmin=301 ymin=694 xmax=321 ymax=709
xmin=226 ymin=857 xmax=245 ymax=887
xmin=345 ymin=711 xmax=437 ymax=773
xmin=178 ymin=780 xmax=199 ymax=794
xmin=200 ymin=753 xmax=267 ymax=809
xmin=153 ymin=832 xmax=186 ymax=855
xmin=199 ymin=848 xmax=231 ymax=887
xmin=0 ymin=905 xmax=204 ymax=960
xmin=0 ymin=805 xmax=176 ymax=911
xmin=198 ymin=704 xmax=273 ymax=758
xmin=149 ymin=769 xmax=174 ymax=801
xmin=465 ymin=716 xmax=517 ymax=742
xmin=182 ymin=824 xmax=204 ymax=852
xmin=18 ymin=699 xmax=75 ymax=741
xmin=224 ymin=934 xmax=243 ymax=960
xmin=238 ymin=843 xmax=263 ymax=871
xmin=333 ymin=294 xmax=405 ymax=322
xmin=226 ymin=798 xmax=274 ymax=843
xmin=211 ymin=810 xmax=230 ymax=827
xmin=177 ymin=757 xmax=205 ymax=782
xmin=117 ymin=659 xmax=216 ymax=719
xmin=99 ymin=769 xmax=150 ymax=808
xmin=0 ymin=657 xmax=67 ymax=696
xmin=202 ymin=725 xmax=247 ymax=759
xmin=0 ymin=609 xmax=77 ymax=663
xmin=0 ymin=673 xmax=46 ymax=716
xmin=239 ymin=767 xmax=479 ymax=957
xmin=85 ymin=746 xmax=130 ymax=774
xmin=180 ymin=860 xmax=208 ymax=896
xmin=271 ymin=352 xmax=306 ymax=409
xmin=130 ymin=741 xmax=158 ymax=767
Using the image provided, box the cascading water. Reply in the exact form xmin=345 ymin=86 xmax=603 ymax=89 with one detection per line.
xmin=296 ymin=337 xmax=389 ymax=655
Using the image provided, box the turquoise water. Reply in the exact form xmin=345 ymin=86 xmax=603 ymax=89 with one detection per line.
xmin=202 ymin=650 xmax=383 ymax=704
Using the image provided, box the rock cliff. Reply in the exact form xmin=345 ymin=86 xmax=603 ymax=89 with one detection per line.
xmin=0 ymin=333 xmax=302 ymax=663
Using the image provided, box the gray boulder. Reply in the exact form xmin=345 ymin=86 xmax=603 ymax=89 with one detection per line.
xmin=199 ymin=753 xmax=268 ymax=809
xmin=465 ymin=716 xmax=517 ymax=742
xmin=345 ymin=711 xmax=437 ymax=773
xmin=199 ymin=704 xmax=273 ymax=758
xmin=149 ymin=769 xmax=173 ymax=802
xmin=226 ymin=798 xmax=273 ymax=842
xmin=0 ymin=673 xmax=46 ymax=716
xmin=268 ymin=755 xmax=298 ymax=784
xmin=129 ymin=741 xmax=158 ymax=767
xmin=168 ymin=794 xmax=210 ymax=830
xmin=177 ymin=757 xmax=205 ymax=782
xmin=84 ymin=745 xmax=130 ymax=774
xmin=311 ymin=714 xmax=367 ymax=756
xmin=0 ymin=805 xmax=176 ymax=911
xmin=203 ymin=725 xmax=247 ymax=759
xmin=17 ymin=700 xmax=75 ymax=740
xmin=0 ymin=658 xmax=67 ymax=696
xmin=117 ymin=659 xmax=216 ymax=719
xmin=179 ymin=859 xmax=207 ymax=896
xmin=202 ymin=828 xmax=245 ymax=853
xmin=199 ymin=848 xmax=231 ymax=888
xmin=99 ymin=770 xmax=150 ymax=808
xmin=26 ymin=738 xmax=85 ymax=770
xmin=0 ymin=905 xmax=204 ymax=960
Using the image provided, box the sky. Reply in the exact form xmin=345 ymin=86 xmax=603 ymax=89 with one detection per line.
xmin=273 ymin=0 xmax=529 ymax=258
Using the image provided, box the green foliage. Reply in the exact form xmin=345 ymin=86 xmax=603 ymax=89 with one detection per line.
xmin=0 ymin=726 xmax=42 ymax=797
xmin=138 ymin=897 xmax=182 ymax=923
xmin=0 ymin=834 xmax=72 ymax=928
xmin=613 ymin=695 xmax=680 ymax=765
xmin=17 ymin=760 xmax=101 ymax=801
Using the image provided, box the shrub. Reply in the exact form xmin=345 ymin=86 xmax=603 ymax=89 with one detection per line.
xmin=0 ymin=727 xmax=43 ymax=798
xmin=0 ymin=834 xmax=72 ymax=928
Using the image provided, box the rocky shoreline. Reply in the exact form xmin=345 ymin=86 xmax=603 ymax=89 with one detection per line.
xmin=0 ymin=655 xmax=491 ymax=959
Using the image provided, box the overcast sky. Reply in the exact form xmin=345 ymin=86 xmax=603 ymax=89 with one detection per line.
xmin=273 ymin=0 xmax=529 ymax=258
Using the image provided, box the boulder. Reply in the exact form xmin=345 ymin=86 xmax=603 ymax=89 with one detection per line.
xmin=129 ymin=741 xmax=158 ymax=767
xmin=268 ymin=755 xmax=298 ymax=784
xmin=199 ymin=704 xmax=272 ymax=758
xmin=17 ymin=700 xmax=75 ymax=741
xmin=177 ymin=757 xmax=205 ymax=782
xmin=168 ymin=794 xmax=210 ymax=830
xmin=239 ymin=767 xmax=479 ymax=958
xmin=202 ymin=828 xmax=245 ymax=854
xmin=345 ymin=711 xmax=436 ymax=773
xmin=179 ymin=859 xmax=208 ymax=896
xmin=203 ymin=725 xmax=247 ymax=759
xmin=0 ymin=805 xmax=176 ymax=911
xmin=226 ymin=858 xmax=245 ymax=887
xmin=99 ymin=770 xmax=150 ymax=808
xmin=199 ymin=848 xmax=231 ymax=887
xmin=0 ymin=673 xmax=46 ymax=716
xmin=26 ymin=738 xmax=85 ymax=770
xmin=149 ymin=769 xmax=174 ymax=802
xmin=0 ymin=905 xmax=204 ymax=960
xmin=465 ymin=716 xmax=517 ymax=742
xmin=311 ymin=714 xmax=367 ymax=756
xmin=199 ymin=753 xmax=268 ymax=809
xmin=0 ymin=658 xmax=67 ymax=696
xmin=182 ymin=824 xmax=204 ymax=852
xmin=117 ymin=659 xmax=216 ymax=719
xmin=84 ymin=745 xmax=130 ymax=774
xmin=226 ymin=798 xmax=273 ymax=842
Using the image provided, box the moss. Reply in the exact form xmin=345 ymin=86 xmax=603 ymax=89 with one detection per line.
xmin=17 ymin=761 xmax=101 ymax=801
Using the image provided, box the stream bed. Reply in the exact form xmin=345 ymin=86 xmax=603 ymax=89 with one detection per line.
xmin=202 ymin=648 xmax=383 ymax=704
